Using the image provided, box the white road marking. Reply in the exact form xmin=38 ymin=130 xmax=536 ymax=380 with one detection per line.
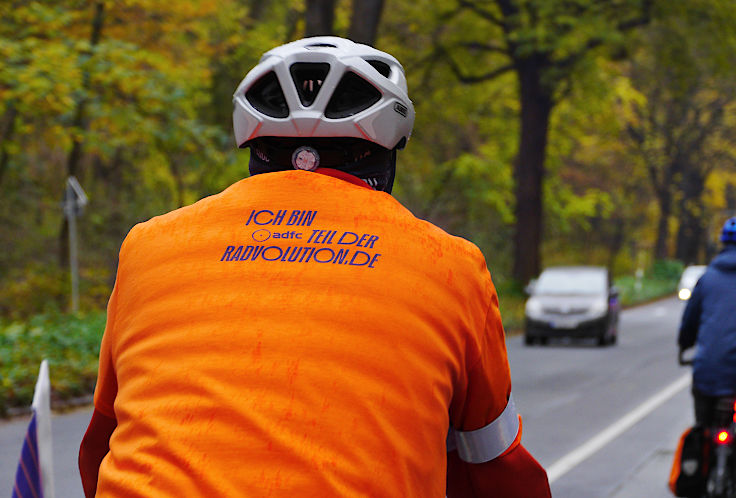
xmin=546 ymin=373 xmax=691 ymax=483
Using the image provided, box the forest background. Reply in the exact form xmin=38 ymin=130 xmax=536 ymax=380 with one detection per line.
xmin=3 ymin=2 xmax=736 ymax=338
xmin=3 ymin=0 xmax=736 ymax=413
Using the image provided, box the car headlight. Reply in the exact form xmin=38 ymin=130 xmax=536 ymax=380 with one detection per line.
xmin=589 ymin=299 xmax=608 ymax=318
xmin=525 ymin=298 xmax=544 ymax=319
xmin=679 ymin=288 xmax=692 ymax=300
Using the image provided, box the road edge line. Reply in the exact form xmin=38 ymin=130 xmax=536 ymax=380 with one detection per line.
xmin=546 ymin=372 xmax=691 ymax=483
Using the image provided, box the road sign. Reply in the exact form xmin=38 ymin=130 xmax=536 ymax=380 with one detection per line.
xmin=63 ymin=176 xmax=88 ymax=219
xmin=62 ymin=176 xmax=88 ymax=313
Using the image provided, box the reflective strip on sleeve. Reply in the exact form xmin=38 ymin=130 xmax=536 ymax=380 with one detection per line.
xmin=453 ymin=395 xmax=520 ymax=463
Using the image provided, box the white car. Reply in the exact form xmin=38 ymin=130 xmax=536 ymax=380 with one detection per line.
xmin=677 ymin=265 xmax=707 ymax=300
xmin=524 ymin=266 xmax=620 ymax=346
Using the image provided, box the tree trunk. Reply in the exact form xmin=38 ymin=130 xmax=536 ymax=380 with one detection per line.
xmin=512 ymin=58 xmax=553 ymax=285
xmin=726 ymin=183 xmax=736 ymax=212
xmin=248 ymin=0 xmax=269 ymax=21
xmin=675 ymin=209 xmax=704 ymax=264
xmin=348 ymin=0 xmax=384 ymax=45
xmin=0 ymin=102 xmax=17 ymax=187
xmin=675 ymin=169 xmax=706 ymax=264
xmin=653 ymin=184 xmax=672 ymax=260
xmin=606 ymin=217 xmax=626 ymax=273
xmin=305 ymin=0 xmax=337 ymax=37
xmin=170 ymin=156 xmax=186 ymax=209
xmin=59 ymin=1 xmax=105 ymax=269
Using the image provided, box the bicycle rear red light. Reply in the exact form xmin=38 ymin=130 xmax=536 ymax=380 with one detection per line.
xmin=717 ymin=431 xmax=730 ymax=445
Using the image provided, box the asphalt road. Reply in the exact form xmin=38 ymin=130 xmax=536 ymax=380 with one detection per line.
xmin=511 ymin=295 xmax=693 ymax=497
xmin=1 ymin=296 xmax=692 ymax=497
xmin=1 ymin=404 xmax=92 ymax=497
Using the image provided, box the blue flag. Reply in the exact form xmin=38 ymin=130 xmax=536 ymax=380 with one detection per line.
xmin=12 ymin=360 xmax=54 ymax=498
xmin=12 ymin=412 xmax=42 ymax=498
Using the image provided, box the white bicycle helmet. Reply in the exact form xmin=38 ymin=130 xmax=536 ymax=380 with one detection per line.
xmin=233 ymin=36 xmax=415 ymax=151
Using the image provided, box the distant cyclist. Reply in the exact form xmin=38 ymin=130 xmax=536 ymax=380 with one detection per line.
xmin=79 ymin=36 xmax=550 ymax=497
xmin=679 ymin=217 xmax=736 ymax=426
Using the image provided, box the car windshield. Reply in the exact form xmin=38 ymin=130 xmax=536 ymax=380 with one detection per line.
xmin=534 ymin=268 xmax=607 ymax=296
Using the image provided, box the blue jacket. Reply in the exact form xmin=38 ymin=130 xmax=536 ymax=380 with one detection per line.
xmin=679 ymin=245 xmax=736 ymax=396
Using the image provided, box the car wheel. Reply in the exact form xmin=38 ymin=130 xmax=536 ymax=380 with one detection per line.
xmin=538 ymin=336 xmax=548 ymax=346
xmin=598 ymin=320 xmax=616 ymax=347
xmin=609 ymin=324 xmax=619 ymax=345
xmin=597 ymin=327 xmax=609 ymax=347
xmin=524 ymin=335 xmax=535 ymax=346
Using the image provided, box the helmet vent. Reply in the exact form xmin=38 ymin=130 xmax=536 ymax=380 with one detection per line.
xmin=325 ymin=72 xmax=382 ymax=119
xmin=290 ymin=62 xmax=330 ymax=107
xmin=722 ymin=217 xmax=736 ymax=243
xmin=366 ymin=59 xmax=391 ymax=78
xmin=306 ymin=43 xmax=337 ymax=50
xmin=246 ymin=71 xmax=289 ymax=118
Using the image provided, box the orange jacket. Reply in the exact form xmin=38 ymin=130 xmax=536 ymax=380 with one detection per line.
xmin=85 ymin=168 xmax=548 ymax=496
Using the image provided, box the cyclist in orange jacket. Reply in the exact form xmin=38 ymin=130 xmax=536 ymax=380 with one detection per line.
xmin=79 ymin=36 xmax=550 ymax=497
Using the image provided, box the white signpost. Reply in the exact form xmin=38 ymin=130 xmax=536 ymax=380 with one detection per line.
xmin=62 ymin=176 xmax=88 ymax=313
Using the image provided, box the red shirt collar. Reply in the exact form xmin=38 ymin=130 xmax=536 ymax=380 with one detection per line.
xmin=313 ymin=168 xmax=374 ymax=190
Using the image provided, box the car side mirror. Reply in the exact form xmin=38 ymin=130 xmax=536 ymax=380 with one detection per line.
xmin=525 ymin=279 xmax=537 ymax=295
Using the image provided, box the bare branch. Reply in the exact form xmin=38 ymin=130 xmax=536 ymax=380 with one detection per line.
xmin=553 ymin=2 xmax=653 ymax=71
xmin=686 ymin=97 xmax=727 ymax=153
xmin=456 ymin=41 xmax=507 ymax=54
xmin=702 ymin=149 xmax=732 ymax=176
xmin=617 ymin=8 xmax=653 ymax=32
xmin=443 ymin=46 xmax=514 ymax=83
xmin=626 ymin=124 xmax=645 ymax=146
xmin=554 ymin=38 xmax=604 ymax=70
xmin=457 ymin=0 xmax=506 ymax=29
xmin=438 ymin=5 xmax=465 ymax=22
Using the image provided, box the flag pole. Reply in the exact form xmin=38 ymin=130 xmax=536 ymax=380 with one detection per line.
xmin=33 ymin=360 xmax=55 ymax=498
xmin=12 ymin=360 xmax=55 ymax=498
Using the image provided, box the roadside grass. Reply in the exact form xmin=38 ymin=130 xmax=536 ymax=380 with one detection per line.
xmin=497 ymin=272 xmax=680 ymax=335
xmin=0 ymin=311 xmax=106 ymax=417
xmin=615 ymin=275 xmax=679 ymax=307
xmin=0 ymin=269 xmax=681 ymax=416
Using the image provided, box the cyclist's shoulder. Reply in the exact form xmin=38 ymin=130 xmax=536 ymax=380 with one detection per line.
xmin=710 ymin=248 xmax=736 ymax=274
xmin=701 ymin=258 xmax=736 ymax=288
xmin=392 ymin=205 xmax=488 ymax=263
xmin=122 ymin=184 xmax=241 ymax=246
